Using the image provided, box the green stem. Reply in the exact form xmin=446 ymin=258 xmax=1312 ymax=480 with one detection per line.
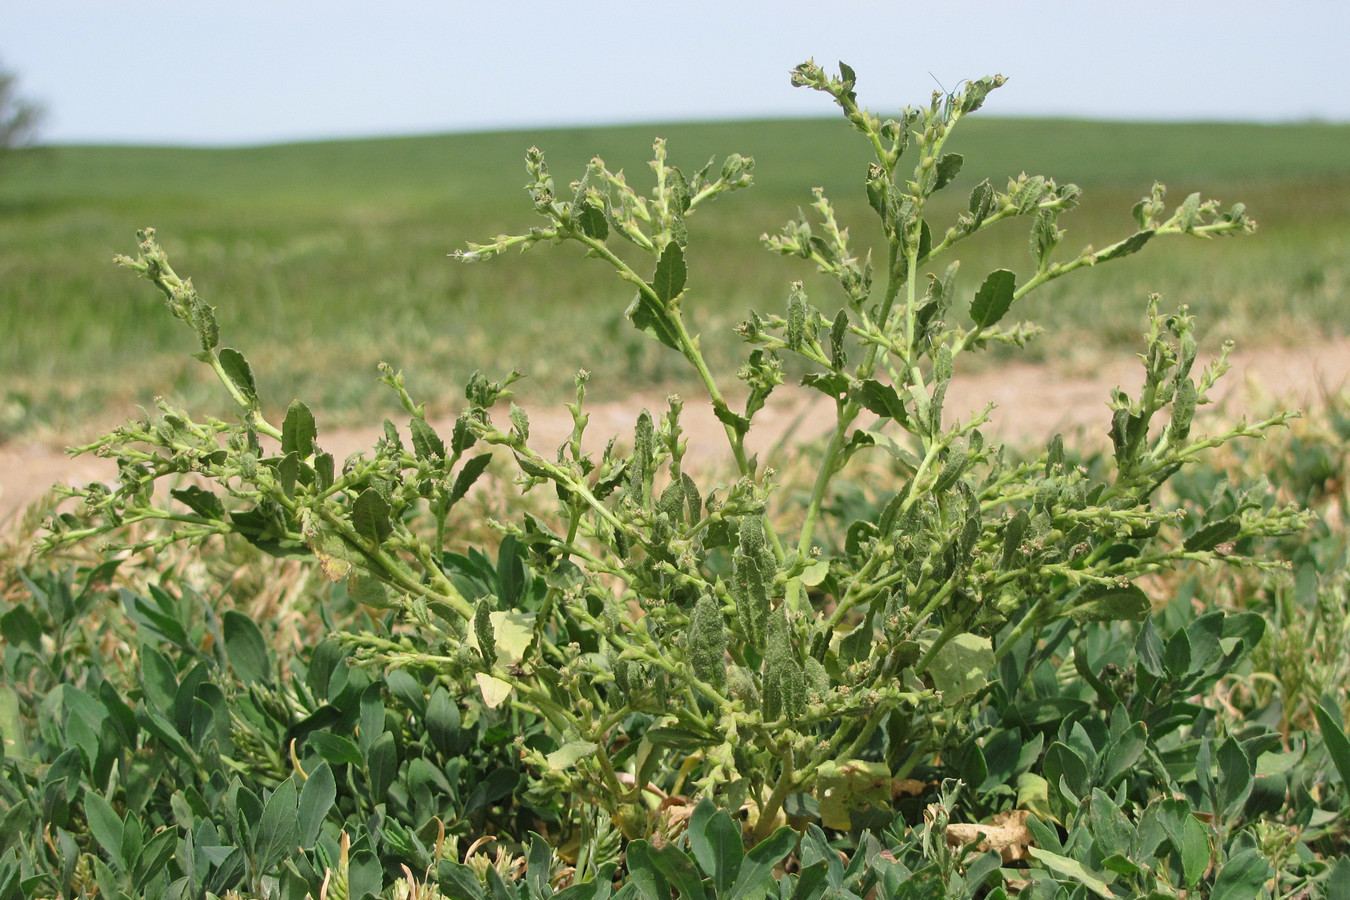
xmin=752 ymin=750 xmax=797 ymax=843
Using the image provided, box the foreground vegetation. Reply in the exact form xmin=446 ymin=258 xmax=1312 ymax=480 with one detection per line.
xmin=1 ymin=109 xmax=1347 ymax=441
xmin=3 ymin=63 xmax=1350 ymax=899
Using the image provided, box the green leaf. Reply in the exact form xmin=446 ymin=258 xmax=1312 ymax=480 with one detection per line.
xmin=1098 ymin=722 xmax=1147 ymax=789
xmin=689 ymin=800 xmax=742 ymax=897
xmin=133 ymin=828 xmax=177 ymax=887
xmin=969 ymin=269 xmax=1016 ymax=329
xmin=439 ymin=860 xmax=487 ymax=900
xmin=451 ymin=453 xmax=494 ymax=506
xmin=282 ymin=400 xmax=318 ymax=457
xmin=647 ymin=843 xmax=707 ymax=900
xmin=218 ymin=348 xmax=259 ymax=406
xmin=546 ymin=741 xmax=599 ymax=771
xmin=1315 ymin=701 xmax=1350 ymax=788
xmin=652 ymin=241 xmax=687 ymax=303
xmin=928 ymin=632 xmax=994 ymax=705
xmin=851 ymin=379 xmax=908 ymax=422
xmin=525 ymin=833 xmax=552 ymax=900
xmin=1095 ymin=230 xmax=1155 ymax=263
xmin=1325 ymin=858 xmax=1350 ymax=900
xmin=222 ymin=610 xmax=272 ymax=684
xmin=933 ymin=153 xmax=963 ymax=191
xmin=727 ymin=826 xmax=797 ymax=900
xmin=1183 ymin=517 xmax=1241 ymax=552
xmin=497 ymin=535 xmax=525 ymax=606
xmin=297 ymin=761 xmax=335 ymax=848
xmin=306 ymin=732 xmax=363 ymax=768
xmin=1217 ymin=737 xmax=1253 ymax=817
xmin=410 ymin=416 xmax=446 ymax=461
xmin=349 ymin=572 xmax=396 ymax=609
xmin=626 ymin=292 xmax=683 ymax=352
xmin=1026 ymin=848 xmax=1112 ymax=899
xmin=1017 ymin=773 xmax=1051 ymax=821
xmin=367 ymin=731 xmax=398 ymax=799
xmin=1136 ymin=618 xmax=1165 ymax=678
xmin=1181 ymin=807 xmax=1210 ymax=887
xmin=712 ymin=401 xmax=751 ymax=437
xmin=0 ymin=605 xmax=41 ymax=651
xmin=426 ymin=688 xmax=464 ymax=759
xmin=170 ymin=485 xmax=225 ymax=520
xmin=1044 ymin=742 xmax=1090 ymax=804
xmin=801 ymin=372 xmax=850 ymax=399
xmin=1210 ymin=849 xmax=1272 ymax=900
xmin=1164 ymin=627 xmax=1192 ymax=679
xmin=967 ymin=179 xmax=995 ymax=230
xmin=351 ymin=487 xmax=392 ymax=544
xmin=625 ymin=841 xmax=672 ymax=900
xmin=575 ymin=199 xmax=608 ymax=240
xmin=255 ymin=777 xmax=300 ymax=873
xmin=642 ymin=726 xmax=718 ymax=751
xmin=1066 ymin=583 xmax=1150 ymax=624
xmin=961 ymin=76 xmax=1000 ymax=113
xmin=83 ymin=792 xmax=126 ymax=872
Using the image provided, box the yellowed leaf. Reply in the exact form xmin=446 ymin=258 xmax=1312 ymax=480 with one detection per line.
xmin=475 ymin=673 xmax=513 ymax=708
xmin=945 ymin=809 xmax=1033 ymax=862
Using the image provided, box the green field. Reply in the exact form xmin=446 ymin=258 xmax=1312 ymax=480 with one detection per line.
xmin=2 ymin=116 xmax=1348 ymax=440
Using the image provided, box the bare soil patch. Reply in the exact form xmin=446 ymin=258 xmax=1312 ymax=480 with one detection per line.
xmin=4 ymin=338 xmax=1349 ymax=523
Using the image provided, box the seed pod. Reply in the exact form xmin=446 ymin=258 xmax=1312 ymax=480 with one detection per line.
xmin=1045 ymin=433 xmax=1066 ymax=476
xmin=190 ymin=296 xmax=219 ymax=351
xmin=830 ymin=309 xmax=849 ymax=370
xmin=958 ymin=510 xmax=981 ymax=566
xmin=933 ymin=446 xmax=969 ymax=494
xmin=935 ymin=344 xmax=954 ymax=385
xmin=733 ymin=554 xmax=769 ymax=653
xmin=687 ymin=594 xmax=727 ymax=691
xmin=474 ymin=599 xmax=497 ymax=668
xmin=658 ymin=480 xmax=685 ymax=526
xmin=738 ymin=515 xmax=776 ymax=581
xmin=612 ymin=655 xmax=632 ymax=699
xmin=761 ymin=606 xmax=806 ymax=723
xmin=509 ymin=404 xmax=530 ymax=442
xmin=1001 ymin=509 xmax=1029 ymax=570
xmin=882 ymin=587 xmax=908 ymax=641
xmin=804 ymin=657 xmax=830 ymax=697
xmin=967 ymin=179 xmax=995 ymax=231
xmin=1033 ymin=479 xmax=1058 ymax=514
xmin=1170 ymin=376 xmax=1197 ymax=442
xmin=630 ymin=411 xmax=654 ymax=502
xmin=681 ymin=472 xmax=702 ymax=524
xmin=727 ymin=665 xmax=761 ymax=710
xmin=787 ymin=284 xmax=808 ymax=351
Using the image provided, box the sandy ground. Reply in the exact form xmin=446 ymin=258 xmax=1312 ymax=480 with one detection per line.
xmin=4 ymin=338 xmax=1349 ymax=524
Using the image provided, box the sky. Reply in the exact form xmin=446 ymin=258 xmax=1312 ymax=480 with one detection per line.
xmin=4 ymin=1 xmax=1349 ymax=147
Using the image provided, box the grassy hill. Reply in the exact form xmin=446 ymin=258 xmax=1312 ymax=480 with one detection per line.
xmin=2 ymin=116 xmax=1347 ymax=439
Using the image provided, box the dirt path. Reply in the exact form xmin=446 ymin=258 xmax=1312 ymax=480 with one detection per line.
xmin=4 ymin=338 xmax=1349 ymax=523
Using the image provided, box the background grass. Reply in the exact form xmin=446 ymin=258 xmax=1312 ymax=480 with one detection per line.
xmin=2 ymin=115 xmax=1347 ymax=441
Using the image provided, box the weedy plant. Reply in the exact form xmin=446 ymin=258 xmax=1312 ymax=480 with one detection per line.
xmin=24 ymin=62 xmax=1348 ymax=896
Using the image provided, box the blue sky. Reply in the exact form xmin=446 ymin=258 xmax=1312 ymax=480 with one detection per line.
xmin=5 ymin=1 xmax=1348 ymax=146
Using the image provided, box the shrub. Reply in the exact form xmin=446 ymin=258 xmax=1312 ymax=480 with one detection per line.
xmin=12 ymin=61 xmax=1346 ymax=897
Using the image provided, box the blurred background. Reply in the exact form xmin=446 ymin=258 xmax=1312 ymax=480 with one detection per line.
xmin=2 ymin=0 xmax=1348 ymax=442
